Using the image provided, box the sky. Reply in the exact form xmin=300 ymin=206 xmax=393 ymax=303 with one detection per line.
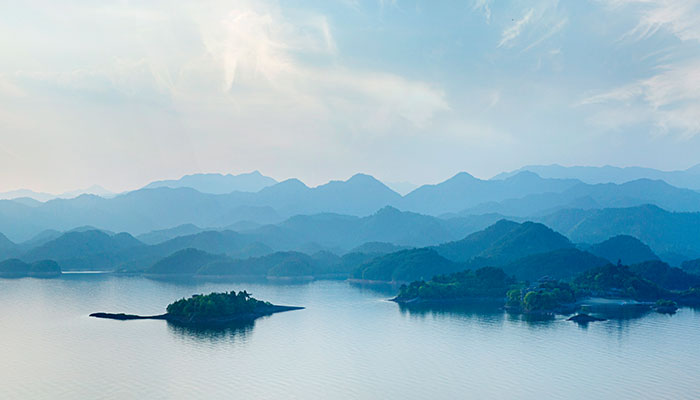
xmin=1 ymin=0 xmax=700 ymax=193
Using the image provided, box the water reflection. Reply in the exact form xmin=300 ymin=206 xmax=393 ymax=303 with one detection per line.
xmin=397 ymin=301 xmax=506 ymax=326
xmin=393 ymin=299 xmax=675 ymax=332
xmin=145 ymin=274 xmax=317 ymax=288
xmin=347 ymin=281 xmax=399 ymax=297
xmin=580 ymin=304 xmax=651 ymax=321
xmin=166 ymin=319 xmax=256 ymax=344
xmin=505 ymin=310 xmax=557 ymax=325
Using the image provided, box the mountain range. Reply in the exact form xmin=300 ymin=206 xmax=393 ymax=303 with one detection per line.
xmin=495 ymin=164 xmax=700 ymax=190
xmin=143 ymin=171 xmax=277 ymax=194
xmin=3 ymin=168 xmax=700 ymax=242
xmin=349 ymin=220 xmax=663 ymax=283
xmin=537 ymin=205 xmax=700 ymax=265
xmin=457 ymin=178 xmax=700 ymax=217
xmin=0 ymin=185 xmax=114 ymax=202
xmin=0 ymin=210 xmax=682 ymax=287
xmin=1 ymin=207 xmax=506 ymax=270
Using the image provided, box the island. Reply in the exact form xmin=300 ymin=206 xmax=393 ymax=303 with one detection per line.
xmin=391 ymin=262 xmax=700 ymax=321
xmin=653 ymin=299 xmax=679 ymax=314
xmin=391 ymin=267 xmax=516 ymax=304
xmin=90 ymin=290 xmax=303 ymax=325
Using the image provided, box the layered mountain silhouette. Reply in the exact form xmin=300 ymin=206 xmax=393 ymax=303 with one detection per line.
xmin=628 ymin=260 xmax=700 ymax=291
xmin=585 ymin=235 xmax=659 ymax=265
xmin=0 ymin=232 xmax=19 ymax=259
xmin=242 ymin=207 xmax=503 ymax=252
xmin=22 ymin=230 xmax=145 ymax=270
xmin=459 ymin=179 xmax=700 ymax=217
xmin=351 ymin=248 xmax=460 ymax=282
xmin=402 ymin=171 xmax=580 ymax=215
xmin=3 ymin=170 xmax=700 ymax=243
xmin=434 ymin=220 xmax=573 ymax=264
xmin=3 ymin=166 xmax=700 ymax=285
xmin=3 ymin=212 xmax=693 ymax=286
xmin=143 ymin=171 xmax=277 ymax=194
xmin=7 ymin=208 xmax=502 ymax=271
xmin=500 ymin=248 xmax=609 ymax=282
xmin=495 ymin=164 xmax=700 ymax=190
xmin=681 ymin=259 xmax=700 ymax=275
xmin=538 ymin=205 xmax=700 ymax=264
xmin=146 ymin=248 xmax=357 ymax=279
xmin=0 ymin=185 xmax=114 ymax=202
xmin=136 ymin=224 xmax=204 ymax=245
xmin=348 ymin=220 xmax=624 ymax=283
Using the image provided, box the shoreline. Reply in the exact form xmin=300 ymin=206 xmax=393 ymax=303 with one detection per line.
xmin=90 ymin=304 xmax=304 ymax=325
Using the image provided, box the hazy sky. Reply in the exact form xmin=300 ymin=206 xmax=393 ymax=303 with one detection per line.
xmin=1 ymin=0 xmax=700 ymax=193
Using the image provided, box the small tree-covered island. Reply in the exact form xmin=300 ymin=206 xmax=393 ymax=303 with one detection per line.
xmin=392 ymin=263 xmax=700 ymax=320
xmin=90 ymin=291 xmax=303 ymax=325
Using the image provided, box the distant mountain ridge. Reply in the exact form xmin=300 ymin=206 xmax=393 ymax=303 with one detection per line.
xmin=348 ymin=220 xmax=615 ymax=283
xmin=5 ymin=207 xmax=502 ymax=271
xmin=458 ymin=178 xmax=700 ymax=217
xmin=585 ymin=235 xmax=659 ymax=265
xmin=143 ymin=171 xmax=277 ymax=194
xmin=2 ymin=215 xmax=680 ymax=287
xmin=495 ymin=164 xmax=700 ymax=190
xmin=434 ymin=220 xmax=573 ymax=264
xmin=0 ymin=185 xmax=114 ymax=202
xmin=0 ymin=232 xmax=19 ymax=259
xmin=402 ymin=171 xmax=581 ymax=215
xmin=537 ymin=205 xmax=700 ymax=264
xmin=3 ymin=168 xmax=700 ymax=243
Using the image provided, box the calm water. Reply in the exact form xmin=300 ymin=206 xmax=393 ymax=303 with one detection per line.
xmin=1 ymin=275 xmax=699 ymax=399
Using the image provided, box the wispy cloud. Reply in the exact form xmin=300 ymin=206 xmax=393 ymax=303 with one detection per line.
xmin=583 ymin=0 xmax=700 ymax=138
xmin=473 ymin=0 xmax=493 ymax=23
xmin=498 ymin=9 xmax=534 ymax=47
xmin=611 ymin=0 xmax=700 ymax=42
xmin=522 ymin=17 xmax=567 ymax=52
xmin=581 ymin=61 xmax=700 ymax=137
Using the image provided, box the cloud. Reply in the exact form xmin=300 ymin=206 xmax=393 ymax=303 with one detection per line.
xmin=580 ymin=61 xmax=700 ymax=137
xmin=498 ymin=9 xmax=534 ymax=47
xmin=0 ymin=0 xmax=453 ymax=191
xmin=473 ymin=0 xmax=493 ymax=23
xmin=4 ymin=1 xmax=448 ymax=130
xmin=522 ymin=17 xmax=567 ymax=52
xmin=582 ymin=0 xmax=700 ymax=138
xmin=610 ymin=0 xmax=700 ymax=42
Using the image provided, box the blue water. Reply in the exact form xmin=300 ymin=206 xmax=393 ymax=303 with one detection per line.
xmin=1 ymin=275 xmax=699 ymax=399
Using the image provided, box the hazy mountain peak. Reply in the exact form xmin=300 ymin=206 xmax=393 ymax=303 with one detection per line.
xmin=504 ymin=170 xmax=542 ymax=181
xmin=59 ymin=185 xmax=114 ymax=199
xmin=434 ymin=219 xmax=572 ymax=264
xmin=347 ymin=173 xmax=381 ymax=184
xmin=448 ymin=171 xmax=478 ymax=182
xmin=144 ymin=171 xmax=277 ymax=194
xmin=273 ymin=178 xmax=309 ymax=190
xmin=67 ymin=226 xmax=114 ymax=234
xmin=374 ymin=205 xmax=402 ymax=216
xmin=588 ymin=234 xmax=659 ymax=265
xmin=494 ymin=164 xmax=700 ymax=190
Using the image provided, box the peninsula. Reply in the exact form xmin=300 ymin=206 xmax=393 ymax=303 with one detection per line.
xmin=90 ymin=290 xmax=303 ymax=325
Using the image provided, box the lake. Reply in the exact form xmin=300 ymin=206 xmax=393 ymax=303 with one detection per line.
xmin=1 ymin=274 xmax=699 ymax=399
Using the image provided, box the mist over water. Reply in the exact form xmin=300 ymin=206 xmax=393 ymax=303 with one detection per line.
xmin=2 ymin=275 xmax=699 ymax=400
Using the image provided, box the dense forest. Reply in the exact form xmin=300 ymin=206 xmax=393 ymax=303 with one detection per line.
xmin=394 ymin=261 xmax=700 ymax=313
xmin=166 ymin=291 xmax=271 ymax=319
